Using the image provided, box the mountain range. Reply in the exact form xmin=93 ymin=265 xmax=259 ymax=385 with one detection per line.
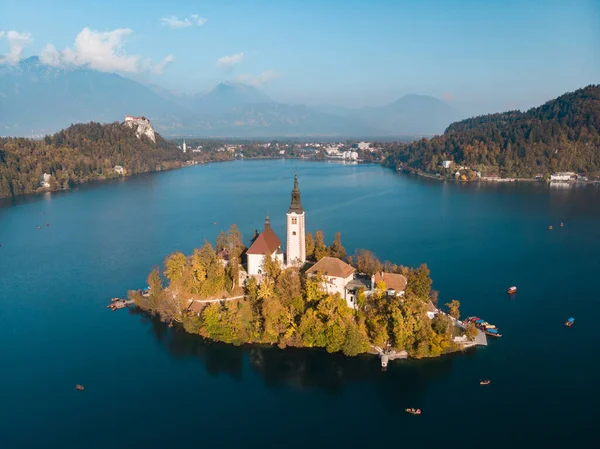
xmin=0 ymin=57 xmax=458 ymax=138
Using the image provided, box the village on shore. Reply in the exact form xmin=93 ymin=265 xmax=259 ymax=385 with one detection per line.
xmin=127 ymin=173 xmax=488 ymax=365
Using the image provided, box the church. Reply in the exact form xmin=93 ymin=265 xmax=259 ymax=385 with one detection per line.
xmin=246 ymin=173 xmax=306 ymax=276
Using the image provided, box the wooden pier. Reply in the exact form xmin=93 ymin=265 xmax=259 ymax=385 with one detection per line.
xmin=107 ymin=298 xmax=134 ymax=311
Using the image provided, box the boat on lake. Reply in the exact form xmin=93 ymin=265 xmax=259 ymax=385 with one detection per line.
xmin=565 ymin=317 xmax=575 ymax=327
xmin=507 ymin=286 xmax=517 ymax=295
xmin=405 ymin=408 xmax=421 ymax=415
xmin=74 ymin=384 xmax=85 ymax=391
xmin=485 ymin=328 xmax=502 ymax=338
xmin=480 ymin=380 xmax=491 ymax=386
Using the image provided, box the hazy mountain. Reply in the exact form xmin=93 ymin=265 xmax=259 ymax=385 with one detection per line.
xmin=0 ymin=57 xmax=185 ymax=136
xmin=188 ymin=82 xmax=273 ymax=114
xmin=176 ymin=102 xmax=380 ymax=137
xmin=354 ymin=94 xmax=458 ymax=135
xmin=0 ymin=58 xmax=456 ymax=137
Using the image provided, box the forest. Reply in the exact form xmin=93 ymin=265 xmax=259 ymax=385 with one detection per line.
xmin=129 ymin=226 xmax=476 ymax=358
xmin=383 ymin=85 xmax=600 ymax=179
xmin=0 ymin=121 xmax=187 ymax=198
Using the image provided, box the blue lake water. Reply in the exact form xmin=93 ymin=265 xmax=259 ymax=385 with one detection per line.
xmin=1 ymin=160 xmax=599 ymax=448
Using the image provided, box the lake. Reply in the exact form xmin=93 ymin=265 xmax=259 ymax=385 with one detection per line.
xmin=1 ymin=160 xmax=599 ymax=449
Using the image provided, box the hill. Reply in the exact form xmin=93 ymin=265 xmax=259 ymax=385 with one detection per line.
xmin=0 ymin=120 xmax=186 ymax=198
xmin=384 ymin=85 xmax=600 ymax=178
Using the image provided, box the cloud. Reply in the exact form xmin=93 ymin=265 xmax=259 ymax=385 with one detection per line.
xmin=161 ymin=14 xmax=207 ymax=29
xmin=151 ymin=54 xmax=175 ymax=74
xmin=39 ymin=27 xmax=173 ymax=74
xmin=217 ymin=52 xmax=244 ymax=69
xmin=0 ymin=30 xmax=33 ymax=64
xmin=235 ymin=70 xmax=279 ymax=86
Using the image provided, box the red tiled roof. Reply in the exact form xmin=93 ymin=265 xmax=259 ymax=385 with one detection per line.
xmin=246 ymin=228 xmax=281 ymax=255
xmin=306 ymin=257 xmax=355 ymax=278
xmin=373 ymin=272 xmax=407 ymax=292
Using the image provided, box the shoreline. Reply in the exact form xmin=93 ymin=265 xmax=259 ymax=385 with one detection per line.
xmin=394 ymin=167 xmax=599 ymax=185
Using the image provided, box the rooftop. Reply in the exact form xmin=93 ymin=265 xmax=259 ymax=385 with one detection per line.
xmin=306 ymin=257 xmax=356 ymax=278
xmin=373 ymin=272 xmax=407 ymax=292
xmin=246 ymin=228 xmax=281 ymax=255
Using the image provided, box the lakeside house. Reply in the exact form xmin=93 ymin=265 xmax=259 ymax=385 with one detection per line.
xmin=372 ymin=271 xmax=407 ymax=297
xmin=550 ymin=172 xmax=576 ymax=182
xmin=40 ymin=173 xmax=51 ymax=188
xmin=306 ymin=257 xmax=356 ymax=308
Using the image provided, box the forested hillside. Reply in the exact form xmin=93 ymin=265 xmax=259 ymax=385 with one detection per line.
xmin=384 ymin=85 xmax=600 ymax=178
xmin=0 ymin=122 xmax=186 ymax=198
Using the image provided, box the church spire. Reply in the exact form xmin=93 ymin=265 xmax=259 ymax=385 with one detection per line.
xmin=288 ymin=172 xmax=304 ymax=213
xmin=264 ymin=214 xmax=271 ymax=231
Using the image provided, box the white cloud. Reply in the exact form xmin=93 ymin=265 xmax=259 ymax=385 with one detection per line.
xmin=161 ymin=14 xmax=207 ymax=29
xmin=216 ymin=52 xmax=244 ymax=69
xmin=151 ymin=54 xmax=175 ymax=74
xmin=39 ymin=27 xmax=173 ymax=74
xmin=0 ymin=30 xmax=33 ymax=64
xmin=235 ymin=70 xmax=280 ymax=86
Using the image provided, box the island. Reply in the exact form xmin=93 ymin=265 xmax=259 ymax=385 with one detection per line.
xmin=127 ymin=174 xmax=482 ymax=360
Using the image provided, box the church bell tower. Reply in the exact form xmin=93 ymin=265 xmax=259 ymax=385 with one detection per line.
xmin=286 ymin=172 xmax=306 ymax=266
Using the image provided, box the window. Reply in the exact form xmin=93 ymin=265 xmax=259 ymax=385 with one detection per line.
xmin=292 ymin=231 xmax=296 ymax=235
xmin=292 ymin=218 xmax=297 ymax=224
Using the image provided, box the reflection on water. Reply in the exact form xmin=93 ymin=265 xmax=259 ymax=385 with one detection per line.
xmin=134 ymin=308 xmax=462 ymax=401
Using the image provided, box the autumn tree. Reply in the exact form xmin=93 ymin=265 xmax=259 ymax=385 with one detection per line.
xmin=314 ymin=230 xmax=328 ymax=261
xmin=328 ymin=232 xmax=346 ymax=259
xmin=164 ymin=251 xmax=187 ymax=284
xmin=445 ymin=299 xmax=461 ymax=319
xmin=305 ymin=232 xmax=315 ymax=260
xmin=354 ymin=249 xmax=382 ymax=275
xmin=406 ymin=264 xmax=432 ymax=301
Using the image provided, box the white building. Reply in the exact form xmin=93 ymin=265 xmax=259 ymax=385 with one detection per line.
xmin=40 ymin=173 xmax=51 ymax=188
xmin=182 ymin=140 xmax=187 ymax=153
xmin=306 ymin=257 xmax=356 ymax=308
xmin=442 ymin=160 xmax=453 ymax=169
xmin=246 ymin=216 xmax=285 ymax=276
xmin=114 ymin=165 xmax=125 ymax=175
xmin=358 ymin=141 xmax=371 ymax=150
xmin=286 ymin=173 xmax=306 ymax=266
xmin=550 ymin=172 xmax=576 ymax=182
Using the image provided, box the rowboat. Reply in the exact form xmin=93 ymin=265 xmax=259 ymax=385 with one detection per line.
xmin=405 ymin=408 xmax=421 ymax=415
xmin=565 ymin=317 xmax=575 ymax=327
xmin=507 ymin=286 xmax=517 ymax=295
xmin=480 ymin=380 xmax=491 ymax=386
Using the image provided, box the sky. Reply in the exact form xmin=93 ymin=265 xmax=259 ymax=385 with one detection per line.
xmin=1 ymin=0 xmax=599 ymax=116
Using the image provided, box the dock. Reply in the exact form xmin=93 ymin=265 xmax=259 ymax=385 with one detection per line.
xmin=372 ymin=345 xmax=408 ymax=369
xmin=107 ymin=298 xmax=134 ymax=311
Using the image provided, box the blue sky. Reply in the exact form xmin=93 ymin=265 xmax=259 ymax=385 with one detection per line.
xmin=1 ymin=0 xmax=599 ymax=115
